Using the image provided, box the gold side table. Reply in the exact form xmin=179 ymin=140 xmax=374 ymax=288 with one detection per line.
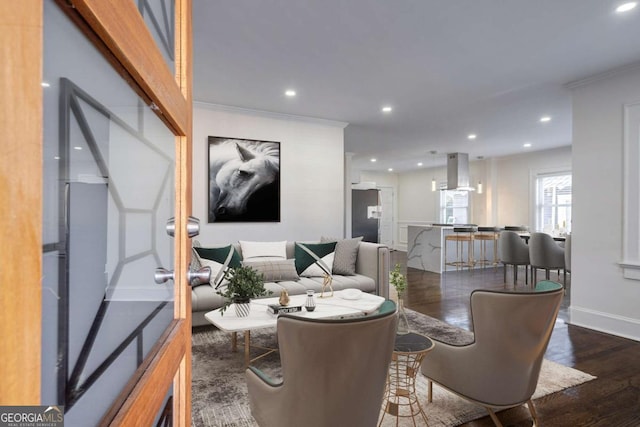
xmin=378 ymin=332 xmax=434 ymax=426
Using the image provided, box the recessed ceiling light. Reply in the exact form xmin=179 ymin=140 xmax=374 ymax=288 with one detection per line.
xmin=73 ymin=146 xmax=82 ymax=150
xmin=417 ymin=162 xmax=423 ymax=166
xmin=285 ymin=89 xmax=296 ymax=97
xmin=388 ymin=168 xmax=393 ymax=172
xmin=54 ymin=156 xmax=60 ymax=160
xmin=540 ymin=116 xmax=551 ymax=123
xmin=381 ymin=106 xmax=393 ymax=113
xmin=370 ymin=158 xmax=377 ymax=163
xmin=616 ymin=2 xmax=637 ymax=13
xmin=41 ymin=82 xmax=50 ymax=88
xmin=467 ymin=134 xmax=477 ymax=140
xmin=523 ymin=143 xmax=532 ymax=148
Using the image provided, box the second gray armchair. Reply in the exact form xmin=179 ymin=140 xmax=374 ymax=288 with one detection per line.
xmin=420 ymin=282 xmax=564 ymax=427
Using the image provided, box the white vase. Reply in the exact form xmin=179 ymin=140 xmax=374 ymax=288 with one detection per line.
xmin=234 ymin=299 xmax=251 ymax=317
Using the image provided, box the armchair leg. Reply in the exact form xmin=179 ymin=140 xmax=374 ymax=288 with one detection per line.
xmin=527 ymin=399 xmax=539 ymax=426
xmin=486 ymin=407 xmax=504 ymax=427
xmin=428 ymin=380 xmax=433 ymax=403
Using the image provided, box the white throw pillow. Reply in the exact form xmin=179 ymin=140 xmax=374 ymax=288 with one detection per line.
xmin=239 ymin=240 xmax=287 ymax=261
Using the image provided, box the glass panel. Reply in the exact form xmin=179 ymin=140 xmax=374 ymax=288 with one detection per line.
xmin=134 ymin=0 xmax=176 ymax=73
xmin=42 ymin=3 xmax=175 ymax=425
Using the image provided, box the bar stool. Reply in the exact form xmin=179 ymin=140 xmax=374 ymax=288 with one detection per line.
xmin=444 ymin=226 xmax=477 ymax=271
xmin=475 ymin=226 xmax=500 ymax=268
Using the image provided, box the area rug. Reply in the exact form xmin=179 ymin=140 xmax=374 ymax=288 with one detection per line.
xmin=191 ymin=309 xmax=595 ymax=427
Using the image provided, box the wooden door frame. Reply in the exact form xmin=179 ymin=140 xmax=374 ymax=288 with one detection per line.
xmin=0 ymin=1 xmax=193 ymax=425
xmin=0 ymin=0 xmax=43 ymax=406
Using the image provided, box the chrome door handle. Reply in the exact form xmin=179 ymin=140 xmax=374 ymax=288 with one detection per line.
xmin=154 ymin=267 xmax=174 ymax=284
xmin=186 ymin=216 xmax=200 ymax=238
xmin=188 ymin=266 xmax=211 ymax=286
xmin=165 ymin=218 xmax=176 ymax=237
xmin=165 ymin=216 xmax=200 ymax=238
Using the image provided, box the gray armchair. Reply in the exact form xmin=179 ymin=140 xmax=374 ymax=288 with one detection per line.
xmin=420 ymin=282 xmax=564 ymax=427
xmin=245 ymin=302 xmax=398 ymax=427
xmin=498 ymin=230 xmax=530 ymax=285
xmin=529 ymin=232 xmax=566 ymax=286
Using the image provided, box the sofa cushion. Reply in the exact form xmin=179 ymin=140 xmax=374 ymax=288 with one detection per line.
xmin=321 ymin=236 xmax=363 ymax=275
xmin=295 ymin=242 xmax=336 ymax=277
xmin=262 ymin=274 xmax=376 ymax=296
xmin=239 ymin=240 xmax=287 ymax=261
xmin=242 ymin=259 xmax=300 ymax=282
xmin=194 ymin=245 xmax=242 ymax=288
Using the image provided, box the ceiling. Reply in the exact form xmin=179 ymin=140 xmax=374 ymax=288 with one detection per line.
xmin=192 ymin=0 xmax=640 ymax=173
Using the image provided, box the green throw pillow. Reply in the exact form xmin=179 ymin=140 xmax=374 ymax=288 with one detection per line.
xmin=294 ymin=242 xmax=337 ymax=277
xmin=194 ymin=245 xmax=242 ymax=288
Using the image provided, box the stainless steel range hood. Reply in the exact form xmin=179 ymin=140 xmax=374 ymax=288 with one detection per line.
xmin=446 ymin=153 xmax=475 ymax=191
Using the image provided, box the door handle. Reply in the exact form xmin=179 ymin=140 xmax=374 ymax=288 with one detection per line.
xmin=154 ymin=267 xmax=174 ymax=284
xmin=186 ymin=216 xmax=200 ymax=238
xmin=188 ymin=266 xmax=211 ymax=286
xmin=155 ymin=266 xmax=211 ymax=286
xmin=165 ymin=216 xmax=201 ymax=238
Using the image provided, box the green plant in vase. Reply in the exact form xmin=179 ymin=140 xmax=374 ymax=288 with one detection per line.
xmin=390 ymin=263 xmax=410 ymax=334
xmin=217 ymin=265 xmax=271 ymax=316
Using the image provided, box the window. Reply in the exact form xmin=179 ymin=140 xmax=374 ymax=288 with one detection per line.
xmin=440 ymin=190 xmax=469 ymax=224
xmin=535 ymin=173 xmax=572 ymax=233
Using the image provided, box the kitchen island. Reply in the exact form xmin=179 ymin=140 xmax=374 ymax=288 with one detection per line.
xmin=407 ymin=224 xmax=498 ymax=273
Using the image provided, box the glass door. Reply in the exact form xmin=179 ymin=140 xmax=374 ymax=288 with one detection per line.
xmin=0 ymin=1 xmax=193 ymax=425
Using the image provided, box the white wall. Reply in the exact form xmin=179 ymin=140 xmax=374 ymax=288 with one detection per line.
xmin=570 ymin=66 xmax=640 ymax=341
xmin=495 ymin=146 xmax=572 ymax=228
xmin=193 ymin=103 xmax=346 ymax=244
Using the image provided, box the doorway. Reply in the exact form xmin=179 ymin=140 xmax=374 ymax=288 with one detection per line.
xmin=351 ymin=187 xmax=394 ymax=246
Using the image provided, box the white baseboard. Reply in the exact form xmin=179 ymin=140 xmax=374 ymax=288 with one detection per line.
xmin=569 ymin=305 xmax=640 ymax=342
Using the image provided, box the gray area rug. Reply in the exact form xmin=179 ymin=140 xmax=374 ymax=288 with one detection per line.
xmin=191 ymin=309 xmax=595 ymax=427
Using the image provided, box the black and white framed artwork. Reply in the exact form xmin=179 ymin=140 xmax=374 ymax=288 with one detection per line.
xmin=208 ymin=136 xmax=281 ymax=223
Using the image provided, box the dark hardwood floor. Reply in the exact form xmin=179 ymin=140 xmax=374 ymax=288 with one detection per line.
xmin=392 ymin=251 xmax=640 ymax=427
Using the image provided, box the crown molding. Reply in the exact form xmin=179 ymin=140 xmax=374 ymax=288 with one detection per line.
xmin=565 ymin=60 xmax=640 ymax=90
xmin=193 ymin=101 xmax=349 ymax=129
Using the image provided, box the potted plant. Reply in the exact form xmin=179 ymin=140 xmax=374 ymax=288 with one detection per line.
xmin=390 ymin=263 xmax=410 ymax=334
xmin=217 ymin=265 xmax=271 ymax=316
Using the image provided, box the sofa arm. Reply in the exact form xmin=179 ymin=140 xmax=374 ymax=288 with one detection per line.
xmin=355 ymin=242 xmax=390 ymax=299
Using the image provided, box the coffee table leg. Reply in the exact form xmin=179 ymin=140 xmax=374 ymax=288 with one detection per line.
xmin=245 ymin=330 xmax=251 ymax=367
xmin=231 ymin=331 xmax=237 ymax=352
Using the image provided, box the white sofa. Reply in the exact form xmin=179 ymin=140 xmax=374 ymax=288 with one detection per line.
xmin=191 ymin=241 xmax=391 ymax=327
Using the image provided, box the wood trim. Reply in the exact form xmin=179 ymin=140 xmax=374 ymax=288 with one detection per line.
xmin=174 ymin=0 xmax=193 ymax=425
xmin=70 ymin=0 xmax=189 ymax=136
xmin=0 ymin=0 xmax=42 ymax=405
xmin=109 ymin=321 xmax=189 ymax=426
